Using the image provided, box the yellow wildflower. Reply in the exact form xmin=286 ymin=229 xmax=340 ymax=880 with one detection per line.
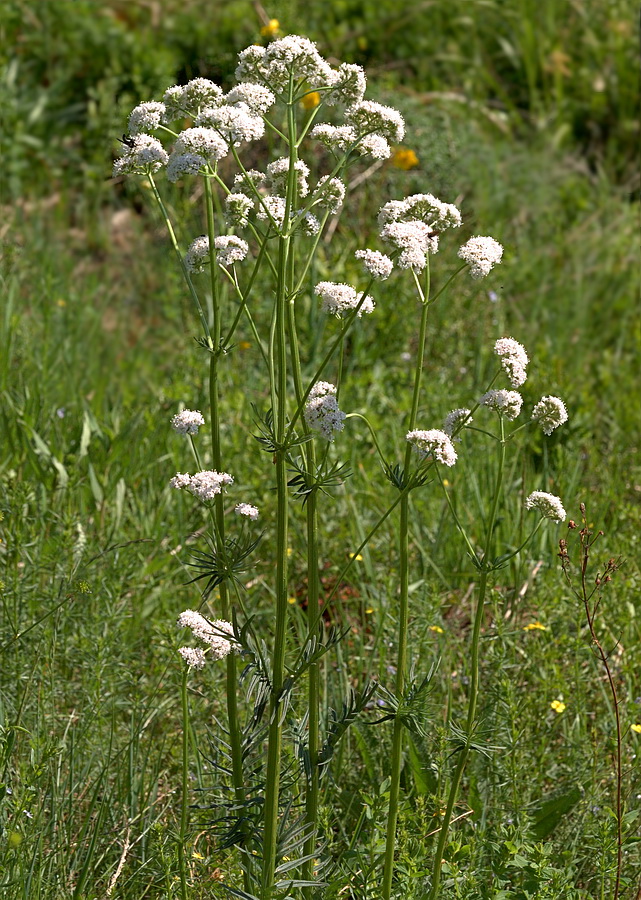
xmin=550 ymin=700 xmax=566 ymax=714
xmin=287 ymin=596 xmax=297 ymax=605
xmin=523 ymin=622 xmax=548 ymax=631
xmin=349 ymin=553 xmax=363 ymax=561
xmin=286 ymin=547 xmax=293 ymax=557
xmin=365 ymin=607 xmax=374 ymax=614
xmin=391 ymin=147 xmax=419 ymax=170
xmin=631 ymin=724 xmax=641 ymax=734
xmin=301 ymin=91 xmax=320 ymax=110
xmin=56 ymin=299 xmax=67 ymax=307
xmin=429 ymin=625 xmax=444 ymax=634
xmin=260 ymin=19 xmax=280 ymax=38
xmin=239 ymin=340 xmax=251 ymax=350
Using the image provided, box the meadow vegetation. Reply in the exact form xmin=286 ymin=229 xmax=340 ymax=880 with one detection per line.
xmin=1 ymin=1 xmax=639 ymax=898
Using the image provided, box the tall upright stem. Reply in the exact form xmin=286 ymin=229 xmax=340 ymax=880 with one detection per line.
xmin=178 ymin=668 xmax=189 ymax=900
xmin=382 ymin=262 xmax=430 ymax=900
xmin=204 ymin=178 xmax=248 ymax=889
xmin=428 ymin=417 xmax=506 ymax=899
xmin=261 ymin=79 xmax=297 ymax=900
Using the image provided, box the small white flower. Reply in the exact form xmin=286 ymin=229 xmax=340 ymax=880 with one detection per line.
xmin=128 ymin=101 xmax=165 ymax=135
xmin=480 ymin=389 xmax=523 ymax=420
xmin=314 ymin=281 xmax=374 ymax=317
xmin=314 ymin=176 xmax=346 ymax=214
xmin=196 ymin=104 xmax=265 ymax=146
xmin=167 ymin=152 xmax=205 ymax=182
xmin=300 ymin=212 xmax=321 ymax=236
xmin=184 ymin=235 xmax=210 ymax=273
xmin=494 ymin=337 xmax=529 ymax=387
xmin=325 ymin=62 xmax=367 ymax=106
xmin=406 ymin=429 xmax=458 ymax=466
xmin=113 ymin=134 xmax=168 ymax=176
xmin=532 ymin=396 xmax=568 ymax=435
xmin=178 ymin=646 xmax=207 ymax=668
xmin=171 ymin=410 xmax=205 ymax=435
xmin=256 ymin=195 xmax=287 ymax=229
xmin=174 ymin=127 xmax=228 ymax=161
xmin=226 ymin=82 xmax=275 ymax=115
xmin=309 ymin=124 xmax=357 ymax=151
xmin=260 ymin=35 xmax=333 ymax=91
xmin=355 ymin=249 xmax=394 ymax=281
xmin=266 ymin=156 xmax=310 ymax=197
xmin=225 ymin=192 xmax=254 ymax=227
xmin=170 ymin=472 xmax=192 ymax=490
xmin=525 ymin=491 xmax=566 ymax=523
xmin=182 ymin=78 xmax=224 ymax=111
xmin=380 ymin=221 xmax=438 ymax=271
xmin=214 ymin=235 xmax=249 ymax=267
xmin=443 ymin=408 xmax=472 ymax=437
xmin=235 ymin=502 xmax=260 ymax=520
xmin=233 ymin=169 xmax=265 ymax=191
xmin=236 ymin=45 xmax=268 ymax=84
xmin=357 ymin=133 xmax=391 ymax=160
xmin=345 ymin=100 xmax=405 ymax=143
xmin=304 ymin=382 xmax=346 ymax=440
xmin=188 ymin=470 xmax=234 ymax=501
xmin=458 ymin=236 xmax=504 ymax=278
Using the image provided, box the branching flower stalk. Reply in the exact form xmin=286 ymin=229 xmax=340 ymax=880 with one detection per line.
xmin=113 ymin=34 xmax=551 ymax=900
xmin=559 ymin=505 xmax=623 ymax=900
xmin=381 ymin=260 xmax=431 ymax=900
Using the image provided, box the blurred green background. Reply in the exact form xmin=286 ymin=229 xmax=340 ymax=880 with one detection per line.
xmin=1 ymin=1 xmax=640 ymax=896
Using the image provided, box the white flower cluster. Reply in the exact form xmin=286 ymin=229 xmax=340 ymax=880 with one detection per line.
xmin=377 ymin=193 xmax=462 ymax=271
xmin=309 ymin=124 xmax=357 ymax=152
xmin=175 ymin=126 xmax=227 ymax=158
xmin=235 ymin=503 xmax=260 ymax=520
xmin=113 ymin=134 xmax=168 ymax=176
xmin=525 ymin=491 xmax=566 ymax=523
xmin=214 ymin=235 xmax=249 ymax=267
xmin=226 ymin=82 xmax=276 ymax=115
xmin=443 ymin=407 xmax=472 ymax=437
xmin=380 ymin=222 xmax=439 ymax=271
xmin=304 ymin=382 xmax=346 ymax=440
xmin=171 ymin=409 xmax=205 ymax=435
xmin=480 ymin=389 xmax=523 ymax=420
xmin=177 ymin=610 xmax=236 ymax=667
xmin=225 ymin=192 xmax=254 ymax=227
xmin=266 ymin=157 xmax=310 ymax=197
xmin=128 ymin=101 xmax=165 ymax=135
xmin=163 ymin=79 xmax=224 ymax=118
xmin=167 ymin=126 xmax=230 ymax=182
xmin=325 ymin=63 xmax=367 ymax=106
xmin=196 ymin=104 xmax=265 ymax=147
xmin=345 ymin=100 xmax=405 ymax=144
xmin=355 ymin=249 xmax=394 ymax=281
xmin=379 ymin=193 xmax=461 ymax=231
xmin=458 ymin=236 xmax=504 ymax=278
xmin=184 ymin=235 xmax=210 ymax=273
xmin=170 ymin=470 xmax=234 ymax=501
xmin=406 ymin=429 xmax=458 ymax=466
xmin=237 ymin=36 xmax=333 ymax=93
xmin=494 ymin=337 xmax=529 ymax=387
xmin=532 ymin=395 xmax=568 ymax=435
xmin=314 ymin=281 xmax=374 ymax=317
xmin=184 ymin=235 xmax=248 ymax=271
xmin=314 ymin=176 xmax=346 ymax=214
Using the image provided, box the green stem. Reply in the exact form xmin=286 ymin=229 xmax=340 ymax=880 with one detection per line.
xmin=428 ymin=418 xmax=506 ymax=899
xmin=382 ymin=261 xmax=431 ymax=900
xmin=179 ymin=667 xmax=189 ymax=900
xmin=147 ymin=174 xmax=211 ymax=343
xmin=261 ymin=78 xmax=297 ymax=900
xmin=204 ymin=178 xmax=248 ymax=891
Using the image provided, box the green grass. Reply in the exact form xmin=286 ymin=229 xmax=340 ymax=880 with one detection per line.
xmin=1 ymin=4 xmax=640 ymax=898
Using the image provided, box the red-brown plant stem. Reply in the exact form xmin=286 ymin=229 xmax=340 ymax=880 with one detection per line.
xmin=560 ymin=506 xmax=622 ymax=900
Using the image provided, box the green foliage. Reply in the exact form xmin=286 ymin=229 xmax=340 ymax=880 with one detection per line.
xmin=0 ymin=4 xmax=639 ymax=898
